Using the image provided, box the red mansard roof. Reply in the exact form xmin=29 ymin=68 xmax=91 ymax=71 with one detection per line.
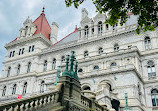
xmin=10 ymin=8 xmax=51 ymax=43
xmin=33 ymin=10 xmax=51 ymax=40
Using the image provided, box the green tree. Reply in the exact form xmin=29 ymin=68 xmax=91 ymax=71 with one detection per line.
xmin=65 ymin=0 xmax=158 ymax=34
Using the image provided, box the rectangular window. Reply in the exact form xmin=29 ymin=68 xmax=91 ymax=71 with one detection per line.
xmin=12 ymin=51 xmax=15 ymax=57
xmin=32 ymin=45 xmax=34 ymax=52
xmin=10 ymin=52 xmax=12 ymax=58
xmin=29 ymin=46 xmax=31 ymax=52
xmin=19 ymin=49 xmax=21 ymax=55
xmin=22 ymin=48 xmax=25 ymax=54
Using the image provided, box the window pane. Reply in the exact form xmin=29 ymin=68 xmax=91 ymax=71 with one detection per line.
xmin=152 ymin=67 xmax=156 ymax=72
xmin=148 ymin=67 xmax=152 ymax=73
xmin=152 ymin=97 xmax=156 ymax=106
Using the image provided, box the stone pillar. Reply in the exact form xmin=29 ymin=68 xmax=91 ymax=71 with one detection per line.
xmin=103 ymin=23 xmax=106 ymax=34
xmin=94 ymin=25 xmax=98 ymax=36
xmin=47 ymin=59 xmax=52 ymax=71
xmin=57 ymin=76 xmax=83 ymax=110
xmin=81 ymin=28 xmax=84 ymax=40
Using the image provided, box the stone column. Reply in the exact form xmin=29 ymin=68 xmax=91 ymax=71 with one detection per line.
xmin=47 ymin=59 xmax=52 ymax=71
xmin=94 ymin=25 xmax=98 ymax=36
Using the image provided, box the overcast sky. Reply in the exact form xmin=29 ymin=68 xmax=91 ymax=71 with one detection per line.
xmin=0 ymin=0 xmax=97 ymax=76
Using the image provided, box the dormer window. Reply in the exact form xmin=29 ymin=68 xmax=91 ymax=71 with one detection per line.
xmin=92 ymin=27 xmax=94 ymax=35
xmin=25 ymin=26 xmax=28 ymax=36
xmin=106 ymin=24 xmax=109 ymax=30
xmin=98 ymin=21 xmax=103 ymax=34
xmin=84 ymin=25 xmax=89 ymax=37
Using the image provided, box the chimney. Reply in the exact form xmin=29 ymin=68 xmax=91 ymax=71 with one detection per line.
xmin=51 ymin=22 xmax=59 ymax=44
xmin=81 ymin=8 xmax=88 ymax=20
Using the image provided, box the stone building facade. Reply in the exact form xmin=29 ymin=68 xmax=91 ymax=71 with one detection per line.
xmin=0 ymin=8 xmax=158 ymax=111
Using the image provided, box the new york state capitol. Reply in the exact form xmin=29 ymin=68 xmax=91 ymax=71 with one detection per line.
xmin=0 ymin=8 xmax=158 ymax=111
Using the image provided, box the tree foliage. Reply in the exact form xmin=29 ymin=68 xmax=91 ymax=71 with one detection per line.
xmin=65 ymin=0 xmax=158 ymax=34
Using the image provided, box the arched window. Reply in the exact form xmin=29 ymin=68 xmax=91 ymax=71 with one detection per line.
xmin=111 ymin=62 xmax=117 ymax=67
xmin=78 ymin=68 xmax=83 ymax=73
xmin=147 ymin=61 xmax=156 ymax=78
xmin=2 ymin=86 xmax=6 ymax=97
xmin=40 ymin=81 xmax=45 ymax=93
xmin=112 ymin=23 xmax=118 ymax=30
xmin=43 ymin=60 xmax=47 ymax=72
xmin=94 ymin=65 xmax=99 ymax=70
xmin=52 ymin=58 xmax=56 ymax=70
xmin=27 ymin=62 xmax=31 ymax=73
xmin=145 ymin=36 xmax=151 ymax=50
xmin=12 ymin=84 xmax=17 ymax=95
xmin=17 ymin=64 xmax=21 ymax=75
xmin=98 ymin=21 xmax=103 ymax=34
xmin=32 ymin=45 xmax=35 ymax=52
xmin=114 ymin=44 xmax=119 ymax=51
xmin=84 ymin=25 xmax=89 ymax=37
xmin=22 ymin=82 xmax=27 ymax=95
xmin=98 ymin=47 xmax=103 ymax=55
xmin=82 ymin=85 xmax=91 ymax=90
xmin=151 ymin=89 xmax=158 ymax=106
xmin=25 ymin=26 xmax=28 ymax=36
xmin=61 ymin=56 xmax=65 ymax=63
xmin=137 ymin=83 xmax=142 ymax=104
xmin=92 ymin=27 xmax=94 ymax=35
xmin=84 ymin=51 xmax=88 ymax=58
xmin=106 ymin=24 xmax=109 ymax=30
xmin=7 ymin=67 xmax=11 ymax=77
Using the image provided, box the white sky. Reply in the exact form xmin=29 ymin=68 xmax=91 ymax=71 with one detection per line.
xmin=0 ymin=0 xmax=97 ymax=76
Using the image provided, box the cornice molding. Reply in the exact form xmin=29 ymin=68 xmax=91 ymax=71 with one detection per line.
xmin=5 ymin=34 xmax=52 ymax=49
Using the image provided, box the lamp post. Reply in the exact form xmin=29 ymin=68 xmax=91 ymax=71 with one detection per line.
xmin=124 ymin=93 xmax=130 ymax=110
xmin=54 ymin=66 xmax=61 ymax=86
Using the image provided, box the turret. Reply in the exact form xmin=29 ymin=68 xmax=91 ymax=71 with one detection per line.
xmin=81 ymin=8 xmax=88 ymax=19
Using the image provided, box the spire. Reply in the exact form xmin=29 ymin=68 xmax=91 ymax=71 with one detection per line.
xmin=70 ymin=51 xmax=75 ymax=77
xmin=42 ymin=7 xmax=45 ymax=14
xmin=74 ymin=61 xmax=79 ymax=80
xmin=33 ymin=7 xmax=51 ymax=40
xmin=62 ymin=55 xmax=70 ymax=77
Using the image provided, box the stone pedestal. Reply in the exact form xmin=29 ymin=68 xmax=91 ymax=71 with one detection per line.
xmin=57 ymin=76 xmax=86 ymax=111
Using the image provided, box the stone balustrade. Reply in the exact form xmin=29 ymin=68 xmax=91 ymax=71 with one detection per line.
xmin=81 ymin=94 xmax=108 ymax=111
xmin=0 ymin=90 xmax=59 ymax=111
